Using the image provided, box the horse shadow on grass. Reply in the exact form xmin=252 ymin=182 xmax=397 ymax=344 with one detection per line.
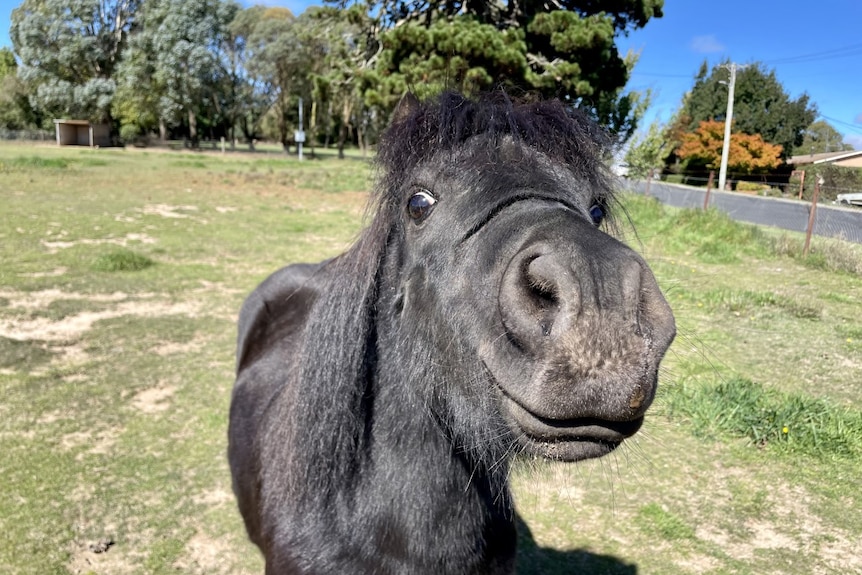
xmin=515 ymin=514 xmax=638 ymax=575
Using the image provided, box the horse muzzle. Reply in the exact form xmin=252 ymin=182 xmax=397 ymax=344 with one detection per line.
xmin=484 ymin=213 xmax=676 ymax=461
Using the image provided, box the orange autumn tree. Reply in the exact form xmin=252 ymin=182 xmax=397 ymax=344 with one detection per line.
xmin=675 ymin=120 xmax=783 ymax=175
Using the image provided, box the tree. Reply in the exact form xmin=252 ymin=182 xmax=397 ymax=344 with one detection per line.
xmin=0 ymin=47 xmax=41 ymax=130
xmin=10 ymin=0 xmax=139 ymax=122
xmin=680 ymin=61 xmax=816 ymax=158
xmin=112 ymin=26 xmax=164 ymax=140
xmin=244 ymin=6 xmax=308 ymax=151
xmin=0 ymin=48 xmax=15 ymax=80
xmin=675 ymin=120 xmax=782 ymax=177
xmin=791 ymin=120 xmax=854 ymax=157
xmin=223 ymin=5 xmax=273 ymax=147
xmin=114 ymin=0 xmax=238 ymax=145
xmin=341 ymin=0 xmax=662 ymax=142
xmin=623 ymin=119 xmax=670 ymax=179
xmin=303 ymin=5 xmax=376 ymax=157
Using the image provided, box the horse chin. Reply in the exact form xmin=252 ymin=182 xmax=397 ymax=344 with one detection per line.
xmin=500 ymin=394 xmax=642 ymax=462
xmin=521 ymin=436 xmax=620 ymax=462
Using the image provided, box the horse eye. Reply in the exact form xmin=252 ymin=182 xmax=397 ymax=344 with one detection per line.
xmin=589 ymin=204 xmax=606 ymax=226
xmin=407 ymin=191 xmax=437 ymax=222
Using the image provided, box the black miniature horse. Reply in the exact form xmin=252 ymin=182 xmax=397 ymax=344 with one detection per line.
xmin=229 ymin=92 xmax=676 ymax=574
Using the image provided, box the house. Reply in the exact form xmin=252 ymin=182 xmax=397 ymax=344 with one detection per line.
xmin=53 ymin=119 xmax=111 ymax=147
xmin=787 ymin=149 xmax=862 ymax=168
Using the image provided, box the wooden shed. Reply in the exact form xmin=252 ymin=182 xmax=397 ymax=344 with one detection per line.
xmin=53 ymin=119 xmax=111 ymax=147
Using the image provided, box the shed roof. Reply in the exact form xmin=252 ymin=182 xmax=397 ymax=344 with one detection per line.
xmin=53 ymin=119 xmax=93 ymax=126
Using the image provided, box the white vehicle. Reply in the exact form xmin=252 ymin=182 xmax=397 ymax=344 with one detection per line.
xmin=835 ymin=193 xmax=862 ymax=207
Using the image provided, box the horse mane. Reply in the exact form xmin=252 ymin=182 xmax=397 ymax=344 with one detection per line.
xmin=283 ymin=91 xmax=616 ymax=506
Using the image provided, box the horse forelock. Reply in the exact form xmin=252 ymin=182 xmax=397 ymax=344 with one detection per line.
xmin=372 ymin=92 xmax=615 ymax=213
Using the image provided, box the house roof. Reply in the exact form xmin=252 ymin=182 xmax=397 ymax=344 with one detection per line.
xmin=787 ymin=149 xmax=862 ymax=165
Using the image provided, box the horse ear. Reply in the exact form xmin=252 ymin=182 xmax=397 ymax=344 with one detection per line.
xmin=392 ymin=92 xmax=421 ymax=124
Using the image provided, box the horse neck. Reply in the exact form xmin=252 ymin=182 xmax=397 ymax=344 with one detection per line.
xmin=351 ymin=362 xmax=517 ymax=568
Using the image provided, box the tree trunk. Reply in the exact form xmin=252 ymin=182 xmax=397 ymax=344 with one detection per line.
xmin=188 ymin=108 xmax=198 ymax=148
xmin=324 ymin=101 xmax=333 ymax=148
xmin=159 ymin=119 xmax=167 ymax=142
xmin=338 ymin=97 xmax=352 ymax=160
xmin=337 ymin=123 xmax=346 ymax=159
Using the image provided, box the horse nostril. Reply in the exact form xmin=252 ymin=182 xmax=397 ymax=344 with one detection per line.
xmin=522 ymin=254 xmax=566 ymax=339
xmin=500 ymin=250 xmax=568 ymax=350
xmin=524 ymin=255 xmax=561 ymax=310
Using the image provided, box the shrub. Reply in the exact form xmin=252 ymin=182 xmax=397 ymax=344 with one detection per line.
xmin=736 ymin=181 xmax=770 ymax=192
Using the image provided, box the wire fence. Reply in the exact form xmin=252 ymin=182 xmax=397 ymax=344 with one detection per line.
xmin=649 ymin=169 xmax=862 ymax=200
xmin=623 ymin=178 xmax=862 ymax=245
xmin=0 ymin=129 xmax=54 ymax=142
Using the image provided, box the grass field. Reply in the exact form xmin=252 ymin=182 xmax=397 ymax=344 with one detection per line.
xmin=1 ymin=142 xmax=860 ymax=574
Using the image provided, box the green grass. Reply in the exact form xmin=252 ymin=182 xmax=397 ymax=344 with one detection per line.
xmin=664 ymin=377 xmax=862 ymax=460
xmin=689 ymin=287 xmax=822 ymax=319
xmin=92 ymin=249 xmax=156 ymax=272
xmin=1 ymin=141 xmax=861 ymax=574
xmin=636 ymin=503 xmax=696 ymax=541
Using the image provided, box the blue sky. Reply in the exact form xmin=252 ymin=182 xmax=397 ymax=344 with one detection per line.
xmin=2 ymin=0 xmax=861 ymax=148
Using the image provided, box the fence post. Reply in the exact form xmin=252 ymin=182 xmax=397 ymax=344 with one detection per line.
xmin=803 ymin=176 xmax=824 ymax=257
xmin=704 ymin=170 xmax=714 ymax=210
xmin=645 ymin=168 xmax=653 ymax=197
xmin=791 ymin=169 xmax=806 ymax=199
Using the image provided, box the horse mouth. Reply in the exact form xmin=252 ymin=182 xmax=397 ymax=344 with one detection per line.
xmin=499 ymin=393 xmax=643 ymax=462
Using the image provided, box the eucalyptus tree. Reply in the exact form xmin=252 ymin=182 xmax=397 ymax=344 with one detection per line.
xmin=300 ymin=5 xmax=375 ymax=157
xmin=114 ymin=0 xmax=238 ymax=145
xmin=224 ymin=5 xmax=275 ymax=147
xmin=10 ymin=0 xmax=139 ymax=121
xmin=243 ymin=6 xmax=311 ymax=151
xmin=791 ymin=120 xmax=854 ymax=156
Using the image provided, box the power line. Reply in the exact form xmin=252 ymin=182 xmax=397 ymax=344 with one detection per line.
xmin=631 ymin=41 xmax=862 ymax=82
xmin=819 ymin=114 xmax=862 ymax=135
xmin=762 ymin=42 xmax=862 ymax=65
xmin=629 ymin=71 xmax=693 ymax=78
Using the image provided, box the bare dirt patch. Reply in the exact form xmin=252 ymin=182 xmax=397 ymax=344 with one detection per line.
xmin=696 ymin=478 xmax=862 ymax=571
xmin=0 ymin=297 xmax=199 ymax=342
xmin=0 ymin=289 xmax=133 ymax=310
xmin=40 ymin=233 xmax=157 ymax=253
xmin=140 ymin=203 xmax=208 ymax=224
xmin=152 ymin=337 xmax=204 ymax=356
xmin=141 ymin=203 xmax=199 ymax=218
xmin=18 ymin=267 xmax=68 ymax=278
xmin=60 ymin=427 xmax=121 ymax=459
xmin=67 ymin=537 xmax=138 ymax=575
xmin=131 ymin=384 xmax=176 ymax=414
xmin=192 ymin=487 xmax=235 ymax=508
xmin=173 ymin=531 xmax=240 ymax=574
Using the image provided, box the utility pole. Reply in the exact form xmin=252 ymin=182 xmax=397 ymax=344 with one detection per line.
xmin=718 ymin=63 xmax=746 ymax=193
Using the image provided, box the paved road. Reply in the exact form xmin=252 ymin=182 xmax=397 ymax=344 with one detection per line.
xmin=623 ymin=179 xmax=862 ymax=245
